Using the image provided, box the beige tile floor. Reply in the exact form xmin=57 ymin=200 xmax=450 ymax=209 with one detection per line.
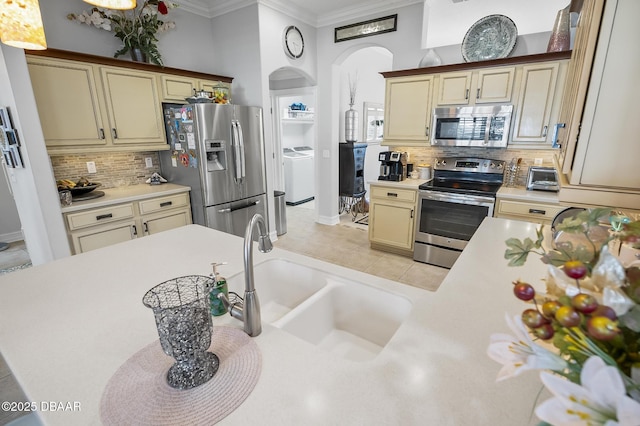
xmin=0 ymin=241 xmax=31 ymax=274
xmin=274 ymin=202 xmax=449 ymax=292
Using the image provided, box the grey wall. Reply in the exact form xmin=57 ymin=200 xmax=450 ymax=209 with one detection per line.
xmin=0 ymin=166 xmax=21 ymax=242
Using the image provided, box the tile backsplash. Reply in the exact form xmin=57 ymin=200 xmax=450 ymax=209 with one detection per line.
xmin=50 ymin=152 xmax=161 ymax=188
xmin=400 ymin=146 xmax=556 ymax=187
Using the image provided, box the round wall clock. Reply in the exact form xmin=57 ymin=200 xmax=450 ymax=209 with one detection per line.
xmin=283 ymin=26 xmax=304 ymax=59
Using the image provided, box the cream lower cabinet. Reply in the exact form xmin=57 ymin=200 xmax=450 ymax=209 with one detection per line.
xmin=495 ymin=198 xmax=564 ymax=225
xmin=27 ymin=56 xmax=167 ymax=153
xmin=368 ymin=185 xmax=417 ymax=255
xmin=383 ymin=76 xmax=433 ymax=145
xmin=65 ymin=192 xmax=192 ymax=254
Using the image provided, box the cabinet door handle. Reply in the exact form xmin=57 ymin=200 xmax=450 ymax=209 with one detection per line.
xmin=98 ymin=128 xmax=105 ymax=139
xmin=551 ymin=123 xmax=565 ymax=148
xmin=160 ymin=201 xmax=172 ymax=207
xmin=425 ymin=126 xmax=429 ymax=138
xmin=529 ymin=209 xmax=546 ymax=215
xmin=476 ymin=88 xmax=480 ymax=99
xmin=143 ymin=222 xmax=149 ymax=234
xmin=465 ymin=89 xmax=469 ymax=100
xmin=410 ymin=209 xmax=414 ymax=218
xmin=132 ymin=225 xmax=137 ymax=237
xmin=111 ymin=128 xmax=118 ymax=139
xmin=387 ymin=192 xmax=398 ymax=197
xmin=542 ymin=125 xmax=548 ymax=137
xmin=96 ymin=213 xmax=113 ymax=220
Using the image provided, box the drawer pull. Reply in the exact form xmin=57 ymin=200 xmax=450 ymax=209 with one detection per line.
xmin=529 ymin=209 xmax=546 ymax=215
xmin=387 ymin=192 xmax=398 ymax=197
xmin=160 ymin=201 xmax=173 ymax=207
xmin=96 ymin=213 xmax=113 ymax=220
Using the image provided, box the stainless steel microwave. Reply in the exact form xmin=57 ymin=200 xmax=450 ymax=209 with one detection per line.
xmin=431 ymin=104 xmax=513 ymax=148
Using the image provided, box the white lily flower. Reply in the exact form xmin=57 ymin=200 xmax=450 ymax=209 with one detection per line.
xmin=536 ymin=356 xmax=640 ymax=425
xmin=487 ymin=313 xmax=567 ymax=381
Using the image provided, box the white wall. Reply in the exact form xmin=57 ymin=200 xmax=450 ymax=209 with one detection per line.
xmin=42 ymin=0 xmax=218 ymax=73
xmin=0 ymin=46 xmax=71 ymax=264
xmin=424 ymin=0 xmax=562 ymax=49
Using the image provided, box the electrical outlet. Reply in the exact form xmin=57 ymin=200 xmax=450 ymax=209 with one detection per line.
xmin=534 ymin=158 xmax=543 ymax=165
xmin=322 ymin=150 xmax=330 ymax=159
xmin=145 ymin=157 xmax=153 ymax=168
xmin=86 ymin=161 xmax=97 ymax=173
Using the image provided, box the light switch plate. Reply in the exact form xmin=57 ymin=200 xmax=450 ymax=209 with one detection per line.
xmin=86 ymin=161 xmax=97 ymax=173
xmin=145 ymin=157 xmax=153 ymax=168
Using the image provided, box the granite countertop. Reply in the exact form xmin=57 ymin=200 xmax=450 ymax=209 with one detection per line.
xmin=60 ymin=183 xmax=192 ymax=214
xmin=0 ymin=218 xmax=548 ymax=425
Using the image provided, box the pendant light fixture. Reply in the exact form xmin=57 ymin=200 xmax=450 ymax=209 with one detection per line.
xmin=82 ymin=0 xmax=136 ymax=10
xmin=0 ymin=0 xmax=47 ymax=50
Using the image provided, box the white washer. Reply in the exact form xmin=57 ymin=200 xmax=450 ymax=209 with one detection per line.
xmin=283 ymin=148 xmax=314 ymax=205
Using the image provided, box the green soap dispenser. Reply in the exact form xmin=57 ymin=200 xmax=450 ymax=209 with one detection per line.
xmin=209 ymin=262 xmax=229 ymax=316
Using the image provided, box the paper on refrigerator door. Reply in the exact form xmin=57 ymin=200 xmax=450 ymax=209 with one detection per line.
xmin=187 ymin=133 xmax=196 ymax=149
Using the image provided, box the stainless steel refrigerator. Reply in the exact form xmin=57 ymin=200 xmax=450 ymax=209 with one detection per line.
xmin=159 ymin=103 xmax=268 ymax=237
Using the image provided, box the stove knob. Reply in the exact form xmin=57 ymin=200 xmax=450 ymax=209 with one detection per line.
xmin=496 ymin=163 xmax=504 ymax=170
xmin=489 ymin=162 xmax=495 ymax=168
xmin=441 ymin=160 xmax=446 ymax=166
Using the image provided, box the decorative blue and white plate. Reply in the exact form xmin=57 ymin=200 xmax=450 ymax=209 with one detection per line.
xmin=461 ymin=15 xmax=518 ymax=62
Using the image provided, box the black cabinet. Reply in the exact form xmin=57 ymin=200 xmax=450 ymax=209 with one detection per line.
xmin=339 ymin=142 xmax=367 ymax=197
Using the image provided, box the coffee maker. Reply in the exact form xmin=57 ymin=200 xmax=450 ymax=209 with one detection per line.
xmin=378 ymin=151 xmax=407 ymax=181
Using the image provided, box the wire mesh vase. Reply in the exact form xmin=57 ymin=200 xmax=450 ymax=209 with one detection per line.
xmin=143 ymin=275 xmax=219 ymax=390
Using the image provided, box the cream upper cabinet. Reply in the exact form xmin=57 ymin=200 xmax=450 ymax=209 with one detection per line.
xmin=436 ymin=72 xmax=471 ymax=105
xmin=383 ymin=75 xmax=433 ymax=145
xmin=27 ymin=57 xmax=107 ymax=148
xmin=27 ymin=56 xmax=167 ymax=153
xmin=99 ymin=66 xmax=165 ymax=146
xmin=556 ymin=0 xmax=639 ymax=209
xmin=436 ymin=67 xmax=515 ymax=106
xmin=511 ymin=61 xmax=566 ymax=145
xmin=569 ymin=0 xmax=640 ymax=191
xmin=160 ymin=74 xmax=196 ymax=102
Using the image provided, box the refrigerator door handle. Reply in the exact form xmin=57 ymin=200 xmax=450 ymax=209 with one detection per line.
xmin=218 ymin=199 xmax=261 ymax=214
xmin=236 ymin=120 xmax=247 ymax=180
xmin=231 ymin=120 xmax=246 ymax=183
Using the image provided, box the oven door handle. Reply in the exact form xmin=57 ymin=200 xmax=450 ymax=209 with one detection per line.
xmin=419 ymin=190 xmax=494 ymax=207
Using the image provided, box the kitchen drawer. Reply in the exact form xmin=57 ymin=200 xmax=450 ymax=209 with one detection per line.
xmin=66 ymin=203 xmax=135 ymax=230
xmin=496 ymin=199 xmax=564 ymax=221
xmin=370 ymin=186 xmax=416 ymax=203
xmin=138 ymin=192 xmax=190 ymax=215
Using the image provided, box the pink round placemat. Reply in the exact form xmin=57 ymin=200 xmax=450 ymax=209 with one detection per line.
xmin=100 ymin=326 xmax=261 ymax=425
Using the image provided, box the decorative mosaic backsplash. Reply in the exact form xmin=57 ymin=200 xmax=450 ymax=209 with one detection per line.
xmin=400 ymin=146 xmax=557 ymax=187
xmin=50 ymin=152 xmax=161 ymax=189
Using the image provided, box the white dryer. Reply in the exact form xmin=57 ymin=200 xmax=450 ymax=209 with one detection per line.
xmin=283 ymin=148 xmax=314 ymax=205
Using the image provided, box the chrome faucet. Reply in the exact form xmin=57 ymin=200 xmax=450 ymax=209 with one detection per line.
xmin=218 ymin=214 xmax=272 ymax=337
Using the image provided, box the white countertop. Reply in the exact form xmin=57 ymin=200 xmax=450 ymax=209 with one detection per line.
xmin=0 ymin=218 xmax=549 ymax=425
xmin=369 ymin=178 xmax=428 ymax=189
xmin=497 ymin=186 xmax=560 ymax=204
xmin=60 ymin=183 xmax=191 ymax=213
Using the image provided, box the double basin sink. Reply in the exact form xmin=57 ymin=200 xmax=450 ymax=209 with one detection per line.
xmin=225 ymin=259 xmax=413 ymax=362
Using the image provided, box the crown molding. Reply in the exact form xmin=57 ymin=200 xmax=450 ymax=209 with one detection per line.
xmin=173 ymin=0 xmax=423 ymax=27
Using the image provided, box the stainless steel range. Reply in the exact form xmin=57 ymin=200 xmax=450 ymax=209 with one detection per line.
xmin=414 ymin=157 xmax=505 ymax=268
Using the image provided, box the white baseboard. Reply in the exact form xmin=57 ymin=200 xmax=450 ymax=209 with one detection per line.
xmin=0 ymin=230 xmax=23 ymax=243
xmin=317 ymin=214 xmax=340 ymax=226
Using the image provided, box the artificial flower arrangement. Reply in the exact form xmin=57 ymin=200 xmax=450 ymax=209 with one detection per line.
xmin=487 ymin=208 xmax=640 ymax=425
xmin=68 ymin=0 xmax=178 ymax=66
